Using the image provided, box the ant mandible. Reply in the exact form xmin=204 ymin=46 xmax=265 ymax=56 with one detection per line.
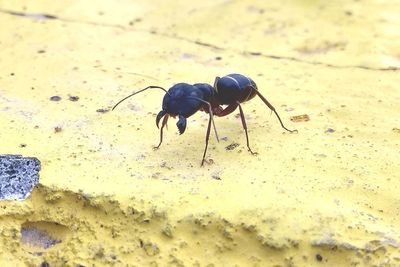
xmin=112 ymin=73 xmax=297 ymax=166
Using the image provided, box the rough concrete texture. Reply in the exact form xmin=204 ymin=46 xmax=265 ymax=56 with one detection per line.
xmin=0 ymin=155 xmax=41 ymax=200
xmin=0 ymin=0 xmax=400 ymax=266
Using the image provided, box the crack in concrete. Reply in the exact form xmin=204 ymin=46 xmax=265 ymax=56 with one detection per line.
xmin=1 ymin=8 xmax=399 ymax=72
xmin=243 ymin=51 xmax=400 ymax=71
xmin=0 ymin=8 xmax=125 ymax=29
xmin=0 ymin=8 xmax=58 ymax=20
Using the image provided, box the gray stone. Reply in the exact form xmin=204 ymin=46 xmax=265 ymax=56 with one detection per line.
xmin=0 ymin=154 xmax=41 ymax=200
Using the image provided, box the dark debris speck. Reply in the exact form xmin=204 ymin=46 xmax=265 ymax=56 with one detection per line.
xmin=225 ymin=143 xmax=239 ymax=151
xmin=68 ymin=95 xmax=79 ymax=101
xmin=212 ymin=174 xmax=221 ymax=180
xmin=345 ymin=10 xmax=353 ymax=16
xmin=315 ymin=254 xmax=323 ymax=262
xmin=96 ymin=108 xmax=109 ymax=113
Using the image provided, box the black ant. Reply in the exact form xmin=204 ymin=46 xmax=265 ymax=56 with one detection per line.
xmin=112 ymin=73 xmax=297 ymax=166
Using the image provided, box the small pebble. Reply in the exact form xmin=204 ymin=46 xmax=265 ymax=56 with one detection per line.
xmin=50 ymin=96 xmax=61 ymax=101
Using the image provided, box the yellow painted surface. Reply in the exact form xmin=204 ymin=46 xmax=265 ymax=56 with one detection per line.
xmin=0 ymin=0 xmax=400 ymax=266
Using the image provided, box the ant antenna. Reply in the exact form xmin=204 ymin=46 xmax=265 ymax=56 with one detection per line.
xmin=112 ymin=86 xmax=170 ymax=111
xmin=251 ymin=86 xmax=297 ymax=133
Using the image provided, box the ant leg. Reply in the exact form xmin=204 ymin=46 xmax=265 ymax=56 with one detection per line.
xmin=237 ymin=102 xmax=258 ymax=155
xmin=213 ymin=85 xmax=252 ymax=117
xmin=154 ymin=114 xmax=169 ymax=149
xmin=252 ymin=88 xmax=297 ymax=133
xmin=201 ymin=114 xmax=212 ymax=166
xmin=203 ymin=101 xmax=219 ymax=142
xmin=156 ymin=110 xmax=167 ymax=128
xmin=214 ymin=102 xmax=238 ymax=117
xmin=187 ymin=96 xmax=219 ymax=142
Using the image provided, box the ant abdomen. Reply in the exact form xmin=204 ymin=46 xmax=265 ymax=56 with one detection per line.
xmin=215 ymin=74 xmax=257 ymax=104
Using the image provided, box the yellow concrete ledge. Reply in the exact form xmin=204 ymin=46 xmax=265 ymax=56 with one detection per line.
xmin=1 ymin=0 xmax=400 ymax=266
